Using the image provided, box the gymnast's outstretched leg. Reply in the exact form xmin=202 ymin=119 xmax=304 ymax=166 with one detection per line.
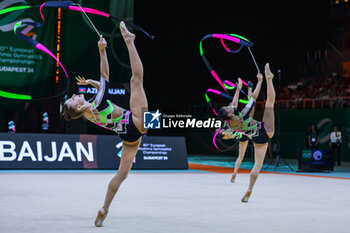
xmin=120 ymin=21 xmax=148 ymax=133
xmin=231 ymin=140 xmax=249 ymax=183
xmin=231 ymin=83 xmax=256 ymax=183
xmin=241 ymin=63 xmax=275 ymax=202
xmin=95 ymin=140 xmax=141 ymax=227
xmin=95 ymin=22 xmax=148 ymax=227
xmin=262 ymin=63 xmax=275 ymax=138
xmin=241 ymin=142 xmax=268 ymax=202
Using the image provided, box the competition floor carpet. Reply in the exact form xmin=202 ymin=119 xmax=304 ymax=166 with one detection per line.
xmin=0 ymin=156 xmax=349 ymax=233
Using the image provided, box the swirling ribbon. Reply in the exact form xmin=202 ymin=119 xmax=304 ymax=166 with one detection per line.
xmin=200 ymin=33 xmax=258 ymax=151
xmin=0 ymin=1 xmax=154 ymax=100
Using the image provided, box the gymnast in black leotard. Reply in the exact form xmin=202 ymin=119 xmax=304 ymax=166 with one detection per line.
xmin=229 ymin=80 xmax=262 ymax=184
xmin=217 ymin=63 xmax=275 ymax=202
xmin=73 ymin=75 xmax=143 ymax=142
xmin=63 ymin=22 xmax=147 ymax=227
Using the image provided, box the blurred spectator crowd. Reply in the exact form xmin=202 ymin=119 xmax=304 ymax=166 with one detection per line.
xmin=254 ymin=71 xmax=350 ymax=109
xmin=276 ymin=71 xmax=350 ymax=100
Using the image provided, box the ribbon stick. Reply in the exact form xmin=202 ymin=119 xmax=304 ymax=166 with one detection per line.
xmin=0 ymin=1 xmax=153 ymax=38
xmin=39 ymin=1 xmax=154 ymax=39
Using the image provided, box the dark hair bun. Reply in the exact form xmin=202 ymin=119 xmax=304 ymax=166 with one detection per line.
xmin=217 ymin=107 xmax=230 ymax=121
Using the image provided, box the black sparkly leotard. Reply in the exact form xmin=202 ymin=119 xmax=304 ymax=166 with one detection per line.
xmin=87 ymin=76 xmax=143 ymax=142
xmin=224 ymin=97 xmax=269 ymax=144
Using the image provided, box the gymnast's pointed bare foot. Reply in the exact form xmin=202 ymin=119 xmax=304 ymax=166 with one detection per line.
xmin=120 ymin=21 xmax=135 ymax=43
xmin=94 ymin=207 xmax=108 ymax=227
xmin=241 ymin=190 xmax=252 ymax=203
xmin=230 ymin=174 xmax=236 ymax=183
xmin=264 ymin=63 xmax=274 ymax=80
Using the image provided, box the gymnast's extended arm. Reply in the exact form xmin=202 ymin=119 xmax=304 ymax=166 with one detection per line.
xmin=251 ymin=72 xmax=263 ymax=101
xmin=75 ymin=75 xmax=100 ymax=90
xmin=98 ymin=36 xmax=109 ymax=80
xmin=230 ymin=78 xmax=242 ymax=108
xmin=249 ymin=72 xmax=263 ymax=117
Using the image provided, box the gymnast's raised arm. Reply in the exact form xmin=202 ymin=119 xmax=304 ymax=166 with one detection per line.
xmin=251 ymin=72 xmax=263 ymax=101
xmin=230 ymin=78 xmax=242 ymax=108
xmin=98 ymin=36 xmax=109 ymax=80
